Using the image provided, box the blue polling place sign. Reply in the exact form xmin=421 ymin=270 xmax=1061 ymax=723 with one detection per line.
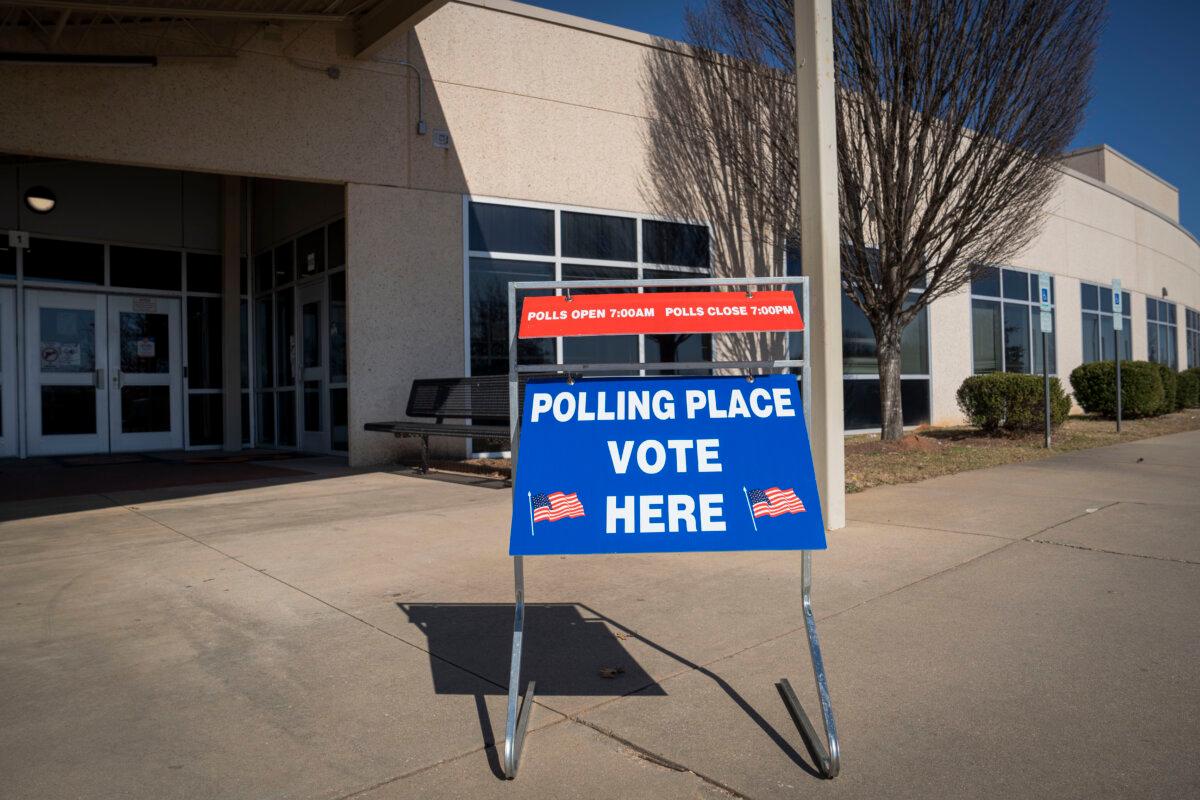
xmin=509 ymin=374 xmax=826 ymax=556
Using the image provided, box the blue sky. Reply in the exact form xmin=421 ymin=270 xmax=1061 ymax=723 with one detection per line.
xmin=526 ymin=1 xmax=1200 ymax=232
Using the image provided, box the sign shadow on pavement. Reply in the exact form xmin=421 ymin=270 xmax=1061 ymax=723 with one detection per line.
xmin=397 ymin=602 xmax=823 ymax=779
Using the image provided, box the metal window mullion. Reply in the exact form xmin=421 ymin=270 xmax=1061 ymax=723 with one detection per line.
xmin=553 ymin=208 xmax=563 ymax=367
xmin=558 ymin=256 xmax=639 ymax=269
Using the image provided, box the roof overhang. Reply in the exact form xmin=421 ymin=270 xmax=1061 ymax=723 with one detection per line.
xmin=0 ymin=0 xmax=446 ymax=59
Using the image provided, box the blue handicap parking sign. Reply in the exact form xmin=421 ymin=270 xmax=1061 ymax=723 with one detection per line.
xmin=509 ymin=375 xmax=826 ymax=556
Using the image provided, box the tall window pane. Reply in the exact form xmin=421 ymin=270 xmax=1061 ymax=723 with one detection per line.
xmin=274 ymin=241 xmax=294 ymax=286
xmin=186 ymin=297 xmax=222 ymax=389
xmin=276 ymin=287 xmax=294 ymax=386
xmin=1100 ymin=314 xmax=1115 ymax=360
xmin=329 ymin=271 xmax=347 ymax=384
xmin=254 ymin=296 xmax=273 ymax=389
xmin=972 ymin=299 xmax=1002 ymax=373
xmin=258 ymin=391 xmax=275 ymax=444
xmin=1032 ymin=310 xmax=1056 ymax=374
xmin=277 ymin=391 xmax=296 ymax=446
xmin=188 ymin=394 xmax=222 ymax=446
xmin=900 ymin=305 xmax=929 ymax=374
xmin=1003 ymin=302 xmax=1030 ymax=373
xmin=842 ymin=294 xmax=877 ymax=374
xmin=327 ymin=219 xmax=346 ymax=270
xmin=468 ymin=203 xmax=554 ymax=255
xmin=561 ymin=265 xmax=638 ymax=370
xmin=254 ymin=251 xmax=273 ymax=293
xmin=1082 ymin=313 xmax=1100 ymax=363
xmin=644 ymin=269 xmax=711 ymax=373
xmin=468 ymin=257 xmax=554 ymax=375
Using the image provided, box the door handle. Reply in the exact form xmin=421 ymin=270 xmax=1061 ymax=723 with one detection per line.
xmin=95 ymin=368 xmax=104 ymax=389
xmin=113 ymin=371 xmax=124 ymax=389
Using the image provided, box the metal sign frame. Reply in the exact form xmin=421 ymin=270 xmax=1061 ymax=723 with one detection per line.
xmin=502 ymin=275 xmax=840 ymax=780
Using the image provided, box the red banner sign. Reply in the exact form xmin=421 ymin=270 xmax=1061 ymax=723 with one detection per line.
xmin=518 ymin=290 xmax=804 ymax=338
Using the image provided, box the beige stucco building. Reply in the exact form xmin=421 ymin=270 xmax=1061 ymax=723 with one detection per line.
xmin=0 ymin=0 xmax=1197 ymax=466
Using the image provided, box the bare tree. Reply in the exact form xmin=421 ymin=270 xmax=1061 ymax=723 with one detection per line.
xmin=643 ymin=0 xmax=1103 ymax=439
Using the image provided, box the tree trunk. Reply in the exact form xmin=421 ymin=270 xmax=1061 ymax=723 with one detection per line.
xmin=876 ymin=322 xmax=905 ymax=441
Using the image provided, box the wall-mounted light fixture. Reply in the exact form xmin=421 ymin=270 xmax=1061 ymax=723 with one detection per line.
xmin=24 ymin=186 xmax=56 ymax=214
xmin=1162 ymin=287 xmax=1169 ymax=298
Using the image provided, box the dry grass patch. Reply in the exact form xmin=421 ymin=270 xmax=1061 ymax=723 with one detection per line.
xmin=845 ymin=410 xmax=1200 ymax=493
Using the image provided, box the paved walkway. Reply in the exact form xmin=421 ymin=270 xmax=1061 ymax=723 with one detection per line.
xmin=1 ymin=433 xmax=1198 ymax=799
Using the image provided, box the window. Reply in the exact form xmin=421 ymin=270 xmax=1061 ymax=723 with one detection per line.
xmin=842 ymin=287 xmax=931 ymax=429
xmin=469 ymin=202 xmax=554 ymax=256
xmin=465 ymin=200 xmax=712 ymax=382
xmin=250 ymin=217 xmax=346 ymax=452
xmin=971 ymin=266 xmax=1056 ymax=374
xmin=23 ymin=238 xmax=104 ymax=284
xmin=786 ymin=247 xmax=931 ymax=431
xmin=110 ymin=246 xmax=182 ymax=291
xmin=187 ymin=253 xmax=222 ymax=294
xmin=1146 ymin=297 xmax=1178 ymax=368
xmin=561 ymin=211 xmax=636 ymax=261
xmin=641 ymin=220 xmax=709 ymax=268
xmin=1186 ymin=308 xmax=1200 ymax=370
xmin=1080 ymin=281 xmax=1132 ymax=363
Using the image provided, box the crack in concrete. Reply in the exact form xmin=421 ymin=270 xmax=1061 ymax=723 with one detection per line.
xmin=1031 ymin=538 xmax=1200 ymax=565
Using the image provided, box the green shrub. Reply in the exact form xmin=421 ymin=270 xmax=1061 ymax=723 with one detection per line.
xmin=1154 ymin=363 xmax=1179 ymax=413
xmin=1069 ymin=360 xmax=1164 ymax=418
xmin=957 ymin=373 xmax=1071 ymax=433
xmin=1178 ymin=370 xmax=1200 ymax=409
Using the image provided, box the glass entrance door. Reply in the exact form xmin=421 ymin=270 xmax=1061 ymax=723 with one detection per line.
xmin=24 ymin=290 xmax=109 ymax=456
xmin=107 ymin=295 xmax=183 ymax=452
xmin=24 ymin=291 xmax=183 ymax=456
xmin=297 ymin=281 xmax=327 ymax=452
xmin=0 ymin=289 xmax=16 ymax=457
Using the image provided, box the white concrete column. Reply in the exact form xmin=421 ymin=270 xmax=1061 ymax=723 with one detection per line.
xmin=221 ymin=175 xmax=243 ymax=451
xmin=796 ymin=0 xmax=845 ymax=529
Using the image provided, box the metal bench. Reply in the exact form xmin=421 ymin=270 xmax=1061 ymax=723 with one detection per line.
xmin=364 ymin=375 xmax=513 ymax=472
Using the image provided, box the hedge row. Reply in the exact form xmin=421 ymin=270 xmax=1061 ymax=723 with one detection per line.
xmin=1180 ymin=369 xmax=1200 ymax=409
xmin=956 ymin=373 xmax=1071 ymax=432
xmin=958 ymin=363 xmax=1198 ymax=430
xmin=1068 ymin=361 xmax=1200 ymax=418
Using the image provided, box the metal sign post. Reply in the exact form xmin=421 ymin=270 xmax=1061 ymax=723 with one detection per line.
xmin=1038 ymin=273 xmax=1053 ymax=448
xmin=1112 ymin=279 xmax=1123 ymax=433
xmin=502 ymin=275 xmax=839 ymax=780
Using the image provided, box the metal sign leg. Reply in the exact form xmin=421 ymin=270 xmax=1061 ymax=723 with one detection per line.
xmin=503 ymin=555 xmax=536 ymax=779
xmin=778 ymin=550 xmax=840 ymax=778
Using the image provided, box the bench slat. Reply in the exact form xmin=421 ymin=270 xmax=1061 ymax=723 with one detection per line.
xmin=363 ymin=421 xmax=510 ymax=439
xmin=405 ymin=375 xmax=517 ymax=422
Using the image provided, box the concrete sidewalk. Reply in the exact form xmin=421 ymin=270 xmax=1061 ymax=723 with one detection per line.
xmin=1 ymin=433 xmax=1197 ymax=799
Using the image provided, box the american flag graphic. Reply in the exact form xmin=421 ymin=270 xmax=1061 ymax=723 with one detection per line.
xmin=747 ymin=487 xmax=806 ymax=518
xmin=531 ymin=491 xmax=585 ymax=523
